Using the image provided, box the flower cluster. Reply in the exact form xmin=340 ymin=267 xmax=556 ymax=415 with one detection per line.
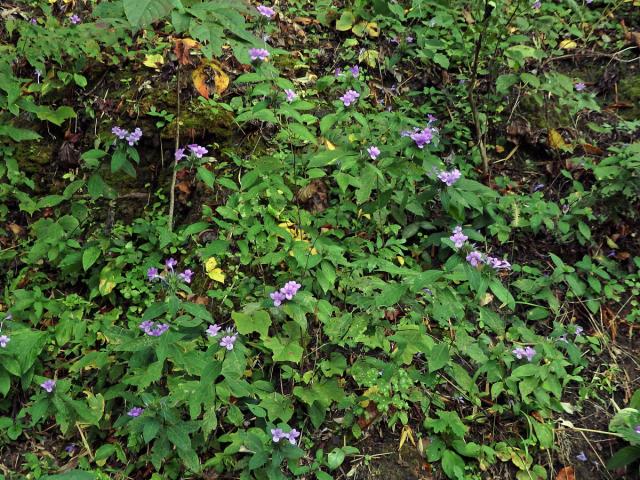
xmin=256 ymin=4 xmax=276 ymax=18
xmin=175 ymin=144 xmax=208 ymax=162
xmin=270 ymin=281 xmax=302 ymax=307
xmin=249 ymin=48 xmax=270 ymax=61
xmin=449 ymin=226 xmax=468 ymax=249
xmin=147 ymin=258 xmax=194 ymax=285
xmin=339 ymin=89 xmax=360 ymax=107
xmin=0 ymin=335 xmax=9 ymax=348
xmin=401 ymin=126 xmax=435 ymax=149
xmin=41 ymin=379 xmax=56 ymax=393
xmin=139 ymin=321 xmax=169 ymax=337
xmin=512 ymin=346 xmax=536 ymax=362
xmin=466 ymin=250 xmax=511 ymax=270
xmin=271 ymin=427 xmax=301 ymax=445
xmin=112 ymin=126 xmax=142 ymax=146
xmin=70 ymin=14 xmax=81 ymax=24
xmin=127 ymin=407 xmax=144 ymax=417
xmin=367 ymin=146 xmax=380 ymax=160
xmin=437 ymin=168 xmax=462 ymax=186
xmin=206 ymin=324 xmax=238 ymax=351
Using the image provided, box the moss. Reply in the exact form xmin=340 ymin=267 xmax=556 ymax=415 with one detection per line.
xmin=161 ymin=101 xmax=235 ymax=140
xmin=618 ymin=75 xmax=640 ymax=120
xmin=13 ymin=141 xmax=55 ymax=173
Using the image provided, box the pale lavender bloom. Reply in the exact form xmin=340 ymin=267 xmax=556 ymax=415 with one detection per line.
xmin=281 ymin=281 xmax=302 ymax=300
xmin=586 ymin=0 xmax=592 ymax=3
xmin=188 ymin=144 xmax=208 ymax=158
xmin=335 ymin=68 xmax=343 ymax=77
xmin=127 ymin=407 xmax=144 ymax=417
xmin=486 ymin=256 xmax=511 ymax=271
xmin=367 ymin=146 xmax=380 ymax=160
xmin=390 ymin=36 xmax=400 ymax=45
xmin=406 ymin=35 xmax=414 ymax=43
xmin=249 ymin=48 xmax=270 ymax=61
xmin=350 ymin=65 xmax=360 ymax=78
xmin=41 ymin=379 xmax=56 ymax=393
xmin=438 ymin=169 xmax=462 ymax=186
xmin=175 ymin=148 xmax=186 ymax=162
xmin=112 ymin=126 xmax=128 ymax=140
xmin=532 ymin=0 xmax=541 ymax=9
xmin=339 ymin=89 xmax=360 ymax=107
xmin=139 ymin=321 xmax=154 ymax=332
xmin=0 ymin=335 xmax=9 ymax=348
xmin=270 ymin=291 xmax=286 ymax=307
xmin=284 ymin=89 xmax=297 ymax=102
xmin=30 ymin=18 xmax=38 ymax=25
xmin=427 ymin=114 xmax=437 ymax=124
xmin=256 ymin=5 xmax=276 ymax=18
xmin=574 ymin=325 xmax=584 ymax=336
xmin=206 ymin=324 xmax=221 ymax=337
xmin=165 ymin=258 xmax=178 ymax=270
xmin=126 ymin=127 xmax=142 ymax=146
xmin=449 ymin=226 xmax=468 ymax=249
xmin=70 ymin=14 xmax=81 ymax=24
xmin=147 ymin=267 xmax=160 ymax=281
xmin=575 ymin=82 xmax=586 ymax=92
xmin=533 ymin=183 xmax=545 ymax=192
xmin=513 ymin=346 xmax=536 ymax=361
xmin=4 ymin=313 xmax=11 ymax=320
xmin=557 ymin=334 xmax=569 ymax=344
xmin=271 ymin=428 xmax=286 ymax=442
xmin=576 ymin=452 xmax=587 ymax=462
xmin=220 ymin=335 xmax=237 ymax=350
xmin=466 ymin=251 xmax=484 ymax=267
xmin=179 ymin=269 xmax=193 ymax=283
xmin=410 ymin=127 xmax=434 ymax=148
xmin=146 ymin=323 xmax=169 ymax=337
xmin=635 ymin=425 xmax=640 ymax=435
xmin=286 ymin=428 xmax=301 ymax=445
xmin=64 ymin=444 xmax=77 ymax=454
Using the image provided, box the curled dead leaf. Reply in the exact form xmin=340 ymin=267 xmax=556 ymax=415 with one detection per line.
xmin=192 ymin=60 xmax=229 ymax=98
xmin=173 ymin=37 xmax=199 ymax=65
xmin=548 ymin=129 xmax=572 ymax=151
xmin=581 ymin=143 xmax=604 ymax=156
xmin=556 ymin=466 xmax=575 ymax=480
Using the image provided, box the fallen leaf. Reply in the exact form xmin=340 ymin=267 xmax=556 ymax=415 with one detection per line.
xmin=192 ymin=60 xmax=229 ymax=98
xmin=548 ymin=129 xmax=571 ymax=151
xmin=142 ymin=53 xmax=164 ymax=69
xmin=173 ymin=38 xmax=199 ymax=65
xmin=205 ymin=257 xmax=226 ymax=283
xmin=8 ymin=223 xmax=23 ymax=236
xmin=176 ymin=181 xmax=191 ymax=194
xmin=558 ymin=39 xmax=577 ymax=50
xmin=365 ymin=22 xmax=379 ymax=37
xmin=581 ymin=143 xmax=604 ymax=155
xmin=556 ymin=466 xmax=575 ymax=480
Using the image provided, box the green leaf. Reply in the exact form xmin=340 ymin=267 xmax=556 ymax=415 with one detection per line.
xmin=432 ymin=53 xmax=450 ymax=69
xmin=82 ymin=246 xmax=101 ymax=271
xmin=123 ymin=0 xmax=174 ymax=27
xmin=606 ymin=446 xmax=640 ymax=470
xmin=428 ymin=343 xmax=450 ymax=373
xmin=0 ymin=125 xmax=41 ymax=141
xmin=490 ymin=280 xmax=515 ymax=309
xmin=327 ymin=448 xmax=346 ymax=470
xmin=41 ymin=471 xmax=97 ymax=480
xmin=263 ymin=336 xmax=303 ymax=363
xmin=441 ymin=450 xmax=465 ymax=479
xmin=232 ymin=311 xmax=271 ymax=339
xmin=288 ymin=123 xmax=317 ymax=144
xmin=336 ymin=10 xmax=355 ymax=31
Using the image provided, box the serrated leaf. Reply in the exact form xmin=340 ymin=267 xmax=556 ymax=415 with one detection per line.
xmin=82 ymin=246 xmax=101 ymax=271
xmin=123 ymin=0 xmax=174 ymax=27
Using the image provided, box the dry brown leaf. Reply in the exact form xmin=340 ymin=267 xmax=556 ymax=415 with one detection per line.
xmin=174 ymin=38 xmax=199 ymax=65
xmin=556 ymin=466 xmax=575 ymax=480
xmin=582 ymin=143 xmax=604 ymax=155
xmin=176 ymin=181 xmax=191 ymax=194
xmin=8 ymin=223 xmax=23 ymax=236
xmin=192 ymin=60 xmax=229 ymax=98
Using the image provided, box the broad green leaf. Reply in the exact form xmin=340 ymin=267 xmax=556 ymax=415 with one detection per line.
xmin=82 ymin=246 xmax=101 ymax=271
xmin=123 ymin=0 xmax=174 ymax=27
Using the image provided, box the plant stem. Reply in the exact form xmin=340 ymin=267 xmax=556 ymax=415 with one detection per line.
xmin=168 ymin=66 xmax=181 ymax=232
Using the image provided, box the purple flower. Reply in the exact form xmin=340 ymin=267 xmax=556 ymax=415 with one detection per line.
xmin=112 ymin=126 xmax=128 ymax=140
xmin=410 ymin=127 xmax=434 ymax=149
xmin=486 ymin=256 xmax=511 ymax=271
xmin=188 ymin=144 xmax=208 ymax=158
xmin=179 ymin=269 xmax=193 ymax=284
xmin=64 ymin=444 xmax=77 ymax=454
xmin=533 ymin=183 xmax=545 ymax=192
xmin=41 ymin=379 xmax=56 ymax=393
xmin=256 ymin=5 xmax=276 ymax=18
xmin=284 ymin=89 xmax=297 ymax=102
xmin=140 ymin=321 xmax=169 ymax=336
xmin=574 ymin=325 xmax=584 ymax=336
xmin=367 ymin=146 xmax=380 ymax=160
xmin=635 ymin=425 xmax=640 ymax=435
xmin=206 ymin=324 xmax=221 ymax=337
xmin=271 ymin=428 xmax=286 ymax=442
xmin=339 ymin=89 xmax=360 ymax=107
xmin=127 ymin=407 xmax=144 ymax=417
xmin=575 ymin=82 xmax=586 ymax=92
xmin=557 ymin=334 xmax=569 ymax=344
xmin=175 ymin=148 xmax=186 ymax=162
xmin=126 ymin=127 xmax=142 ymax=146
xmin=512 ymin=346 xmax=536 ymax=362
xmin=249 ymin=48 xmax=270 ymax=61
xmin=576 ymin=451 xmax=587 ymax=462
xmin=165 ymin=258 xmax=178 ymax=270
xmin=449 ymin=226 xmax=468 ymax=249
xmin=30 ymin=18 xmax=38 ymax=25
xmin=406 ymin=35 xmax=414 ymax=44
xmin=466 ymin=251 xmax=484 ymax=267
xmin=427 ymin=114 xmax=437 ymax=124
xmin=281 ymin=281 xmax=302 ymax=300
xmin=286 ymin=428 xmax=301 ymax=445
xmin=220 ymin=335 xmax=237 ymax=351
xmin=350 ymin=65 xmax=360 ymax=78
xmin=147 ymin=267 xmax=160 ymax=281
xmin=0 ymin=335 xmax=9 ymax=348
xmin=532 ymin=1 xmax=541 ymax=9
xmin=335 ymin=68 xmax=343 ymax=77
xmin=70 ymin=14 xmax=81 ymax=24
xmin=270 ymin=291 xmax=286 ymax=307
xmin=139 ymin=321 xmax=154 ymax=332
xmin=438 ymin=169 xmax=462 ymax=186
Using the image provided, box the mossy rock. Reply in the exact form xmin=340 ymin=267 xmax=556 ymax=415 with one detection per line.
xmin=161 ymin=101 xmax=235 ymax=140
xmin=13 ymin=141 xmax=56 ymax=173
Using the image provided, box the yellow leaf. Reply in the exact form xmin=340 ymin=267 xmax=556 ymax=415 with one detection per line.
xmin=143 ymin=53 xmax=164 ymax=69
xmin=396 ymin=255 xmax=405 ymax=266
xmin=548 ymin=129 xmax=571 ymax=151
xmin=192 ymin=60 xmax=229 ymax=99
xmin=205 ymin=257 xmax=225 ymax=283
xmin=559 ymin=39 xmax=577 ymax=50
xmin=366 ymin=22 xmax=380 ymax=37
xmin=399 ymin=425 xmax=416 ymax=450
xmin=325 ymin=139 xmax=336 ymax=150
